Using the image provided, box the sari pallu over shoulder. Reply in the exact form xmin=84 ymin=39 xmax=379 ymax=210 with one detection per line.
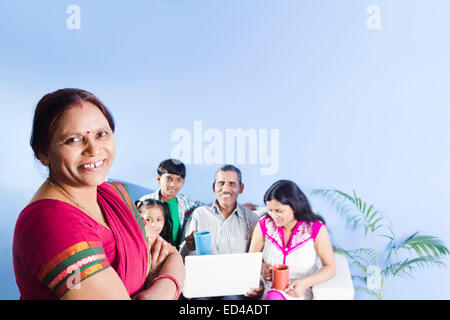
xmin=97 ymin=182 xmax=149 ymax=296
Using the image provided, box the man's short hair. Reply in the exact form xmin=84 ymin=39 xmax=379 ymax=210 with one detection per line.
xmin=215 ymin=164 xmax=242 ymax=185
xmin=157 ymin=159 xmax=186 ymax=179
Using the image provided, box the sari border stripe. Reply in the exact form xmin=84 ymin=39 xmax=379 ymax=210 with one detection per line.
xmin=42 ymin=247 xmax=105 ymax=286
xmin=48 ymin=253 xmax=107 ymax=290
xmin=55 ymin=261 xmax=110 ymax=297
xmin=37 ymin=241 xmax=104 ymax=283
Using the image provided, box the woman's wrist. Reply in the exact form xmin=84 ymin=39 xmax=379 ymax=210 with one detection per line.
xmin=147 ymin=269 xmax=160 ymax=284
xmin=294 ymin=278 xmax=310 ymax=291
xmin=151 ymin=274 xmax=181 ymax=300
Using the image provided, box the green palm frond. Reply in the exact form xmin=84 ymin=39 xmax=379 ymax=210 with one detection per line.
xmin=334 ymin=247 xmax=365 ymax=272
xmin=391 ymin=231 xmax=450 ymax=258
xmin=312 ymin=189 xmax=358 ymax=228
xmin=354 ymin=286 xmax=378 ymax=299
xmin=318 ymin=187 xmax=449 ymax=299
xmin=351 ymin=275 xmax=367 ymax=285
xmin=382 ymin=256 xmax=447 ymax=279
xmin=380 ymin=220 xmax=396 ymax=241
xmin=312 ymin=188 xmax=386 ymax=235
xmin=334 ymin=246 xmax=375 ymax=273
xmin=349 ymin=248 xmax=379 ymax=265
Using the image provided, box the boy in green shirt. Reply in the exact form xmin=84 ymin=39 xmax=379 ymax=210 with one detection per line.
xmin=139 ymin=159 xmax=202 ymax=248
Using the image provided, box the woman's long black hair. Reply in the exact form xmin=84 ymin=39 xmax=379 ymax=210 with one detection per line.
xmin=134 ymin=199 xmax=174 ymax=244
xmin=264 ymin=180 xmax=325 ymax=224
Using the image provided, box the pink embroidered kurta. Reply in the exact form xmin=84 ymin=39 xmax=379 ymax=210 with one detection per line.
xmin=259 ymin=215 xmax=324 ymax=300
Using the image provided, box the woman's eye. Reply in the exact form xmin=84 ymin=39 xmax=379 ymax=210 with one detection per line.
xmin=65 ymin=136 xmax=82 ymax=144
xmin=97 ymin=131 xmax=109 ymax=139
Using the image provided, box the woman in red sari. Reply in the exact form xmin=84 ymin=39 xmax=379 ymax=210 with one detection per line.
xmin=13 ymin=89 xmax=185 ymax=299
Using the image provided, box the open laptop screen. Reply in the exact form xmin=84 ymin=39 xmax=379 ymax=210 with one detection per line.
xmin=182 ymin=252 xmax=263 ymax=298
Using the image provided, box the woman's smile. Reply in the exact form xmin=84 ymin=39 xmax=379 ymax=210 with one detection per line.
xmin=80 ymin=159 xmax=106 ymax=171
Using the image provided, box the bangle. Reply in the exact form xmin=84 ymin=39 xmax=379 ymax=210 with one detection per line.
xmin=151 ymin=274 xmax=181 ymax=300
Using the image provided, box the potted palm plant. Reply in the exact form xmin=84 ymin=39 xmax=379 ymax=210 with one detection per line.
xmin=311 ymin=188 xmax=449 ymax=299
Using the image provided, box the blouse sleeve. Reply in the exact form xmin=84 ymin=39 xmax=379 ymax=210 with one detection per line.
xmin=258 ymin=215 xmax=268 ymax=237
xmin=18 ymin=202 xmax=110 ymax=298
xmin=311 ymin=220 xmax=325 ymax=241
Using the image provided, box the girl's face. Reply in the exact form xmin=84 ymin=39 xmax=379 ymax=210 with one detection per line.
xmin=141 ymin=206 xmax=165 ymax=235
xmin=266 ymin=199 xmax=296 ymax=228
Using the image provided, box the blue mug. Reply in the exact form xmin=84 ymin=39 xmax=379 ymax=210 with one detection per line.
xmin=194 ymin=231 xmax=212 ymax=255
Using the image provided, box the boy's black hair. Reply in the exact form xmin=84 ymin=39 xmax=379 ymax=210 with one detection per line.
xmin=157 ymin=159 xmax=186 ymax=179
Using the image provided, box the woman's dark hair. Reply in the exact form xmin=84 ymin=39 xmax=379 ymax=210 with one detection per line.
xmin=157 ymin=159 xmax=186 ymax=179
xmin=264 ymin=180 xmax=325 ymax=224
xmin=30 ymin=88 xmax=115 ymax=161
xmin=134 ymin=199 xmax=173 ymax=244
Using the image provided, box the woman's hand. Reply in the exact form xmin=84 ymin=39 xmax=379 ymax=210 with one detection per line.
xmin=145 ymin=223 xmax=158 ymax=248
xmin=284 ymin=279 xmax=308 ymax=298
xmin=245 ymin=281 xmax=264 ymax=299
xmin=261 ymin=262 xmax=272 ymax=281
xmin=144 ymin=220 xmax=170 ymax=277
xmin=147 ymin=235 xmax=170 ymax=277
xmin=135 ymin=242 xmax=185 ymax=300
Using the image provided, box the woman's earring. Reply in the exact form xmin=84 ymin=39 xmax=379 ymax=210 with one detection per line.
xmin=42 ymin=160 xmax=49 ymax=166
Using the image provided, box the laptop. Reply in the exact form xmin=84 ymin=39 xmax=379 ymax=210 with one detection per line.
xmin=182 ymin=252 xmax=263 ymax=298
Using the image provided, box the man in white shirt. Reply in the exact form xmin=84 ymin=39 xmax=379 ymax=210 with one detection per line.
xmin=180 ymin=164 xmax=259 ymax=257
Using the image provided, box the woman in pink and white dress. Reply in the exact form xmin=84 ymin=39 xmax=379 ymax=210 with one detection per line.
xmin=247 ymin=180 xmax=336 ymax=300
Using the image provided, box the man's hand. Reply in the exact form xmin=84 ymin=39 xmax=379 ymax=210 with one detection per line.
xmin=185 ymin=230 xmax=196 ymax=251
xmin=243 ymin=202 xmax=258 ymax=211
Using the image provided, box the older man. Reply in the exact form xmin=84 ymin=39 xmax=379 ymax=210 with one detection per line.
xmin=179 ymin=164 xmax=258 ymax=257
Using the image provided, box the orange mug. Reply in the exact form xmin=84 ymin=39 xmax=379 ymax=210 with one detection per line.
xmin=271 ymin=264 xmax=289 ymax=290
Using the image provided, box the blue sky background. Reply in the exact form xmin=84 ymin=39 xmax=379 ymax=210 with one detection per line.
xmin=1 ymin=1 xmax=449 ymax=299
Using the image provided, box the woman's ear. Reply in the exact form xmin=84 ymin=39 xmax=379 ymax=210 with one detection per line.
xmin=37 ymin=153 xmax=49 ymax=166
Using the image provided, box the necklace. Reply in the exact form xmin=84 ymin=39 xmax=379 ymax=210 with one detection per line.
xmin=46 ymin=178 xmax=111 ymax=230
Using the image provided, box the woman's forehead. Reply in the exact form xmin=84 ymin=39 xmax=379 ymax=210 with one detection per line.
xmin=52 ymin=102 xmax=110 ymax=134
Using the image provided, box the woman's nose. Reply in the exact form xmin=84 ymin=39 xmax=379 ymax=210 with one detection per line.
xmin=82 ymin=138 xmax=100 ymax=156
